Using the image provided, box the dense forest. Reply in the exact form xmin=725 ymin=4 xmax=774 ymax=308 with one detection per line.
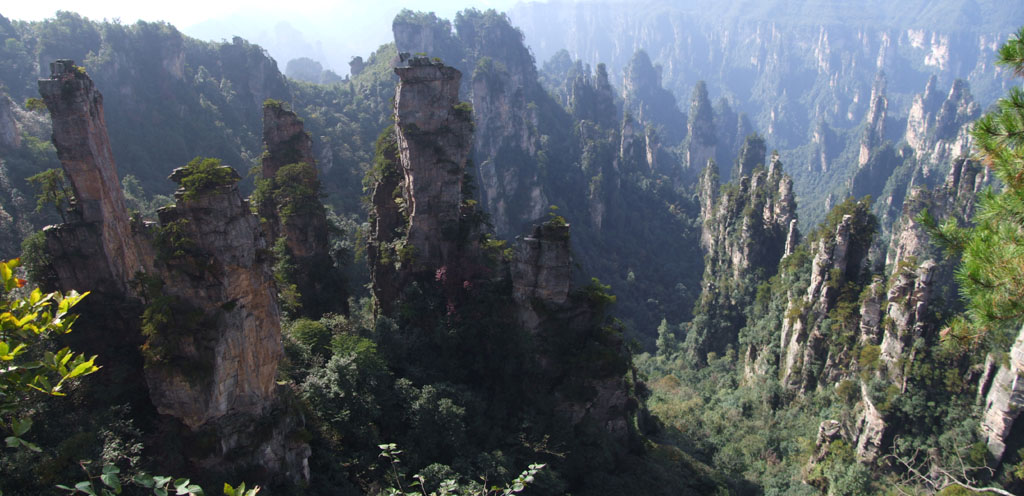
xmin=2 ymin=3 xmax=1024 ymax=495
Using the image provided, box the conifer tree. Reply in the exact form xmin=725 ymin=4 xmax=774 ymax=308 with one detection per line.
xmin=933 ymin=27 xmax=1024 ymax=350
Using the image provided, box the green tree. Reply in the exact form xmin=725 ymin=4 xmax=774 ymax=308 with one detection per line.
xmin=931 ymin=27 xmax=1024 ymax=350
xmin=655 ymin=318 xmax=678 ymax=357
xmin=0 ymin=258 xmax=95 ymax=449
xmin=27 ymin=168 xmax=74 ymax=223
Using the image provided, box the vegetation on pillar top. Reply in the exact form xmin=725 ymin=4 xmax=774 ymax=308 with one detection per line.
xmin=170 ymin=157 xmax=240 ymax=201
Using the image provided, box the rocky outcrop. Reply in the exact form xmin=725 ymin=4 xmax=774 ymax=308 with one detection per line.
xmin=692 ymin=149 xmax=796 ymax=360
xmin=685 ymin=81 xmax=716 ymax=182
xmin=0 ymin=95 xmax=19 ymax=149
xmin=858 ymin=72 xmax=887 ymax=167
xmin=511 ymin=221 xmax=573 ymax=331
xmin=392 ymin=10 xmax=551 ymax=238
xmin=38 ymin=60 xmax=306 ymax=482
xmin=980 ymin=325 xmax=1024 ymax=462
xmin=147 ymin=164 xmax=280 ymax=428
xmin=780 ymin=204 xmax=875 ymax=391
xmin=38 ymin=60 xmax=148 ymax=296
xmin=712 ymin=98 xmax=753 ymax=181
xmin=732 ymin=133 xmax=767 ymax=181
xmin=257 ymin=101 xmax=346 ymax=318
xmin=622 ymin=50 xmax=686 ymax=146
xmin=393 ymin=58 xmax=475 ymax=271
xmin=472 ymin=56 xmax=546 ymax=236
xmin=903 ymin=78 xmax=981 ymax=186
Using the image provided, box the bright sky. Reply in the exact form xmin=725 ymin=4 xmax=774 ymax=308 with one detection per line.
xmin=4 ymin=1 xmax=532 ymax=73
xmin=3 ymin=0 xmax=522 ymax=28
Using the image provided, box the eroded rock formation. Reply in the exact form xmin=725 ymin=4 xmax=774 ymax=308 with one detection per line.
xmin=258 ymin=101 xmax=346 ymax=318
xmin=38 ymin=60 xmax=307 ymax=482
xmin=394 ymin=58 xmax=475 ymax=271
xmin=693 ymin=147 xmax=796 ymax=361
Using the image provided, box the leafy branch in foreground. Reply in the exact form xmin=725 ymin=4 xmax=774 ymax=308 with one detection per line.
xmin=0 ymin=257 xmax=95 ymax=451
xmin=919 ymin=26 xmax=1024 ymax=352
xmin=885 ymin=437 xmax=1014 ymax=496
xmin=378 ymin=443 xmax=545 ymax=496
xmin=55 ymin=461 xmax=260 ymax=496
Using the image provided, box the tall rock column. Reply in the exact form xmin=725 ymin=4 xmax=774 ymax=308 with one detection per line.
xmin=258 ymin=101 xmax=346 ymax=317
xmin=685 ymin=81 xmax=716 ymax=181
xmin=38 ymin=61 xmax=307 ymax=483
xmin=394 ymin=57 xmax=474 ymax=271
xmin=38 ymin=60 xmax=149 ymax=294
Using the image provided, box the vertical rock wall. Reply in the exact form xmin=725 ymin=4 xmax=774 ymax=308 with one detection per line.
xmin=393 ymin=58 xmax=474 ymax=271
xmin=38 ymin=60 xmax=306 ymax=482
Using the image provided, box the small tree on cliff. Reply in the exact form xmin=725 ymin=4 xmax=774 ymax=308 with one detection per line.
xmin=27 ymin=168 xmax=74 ymax=222
xmin=930 ymin=26 xmax=1024 ymax=351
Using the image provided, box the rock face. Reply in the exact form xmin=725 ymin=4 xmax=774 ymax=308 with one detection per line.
xmin=685 ymin=81 xmax=716 ymax=181
xmin=394 ymin=58 xmax=474 ymax=271
xmin=38 ymin=60 xmax=147 ymax=296
xmin=780 ymin=205 xmax=875 ymax=391
xmin=732 ymin=133 xmax=767 ymax=180
xmin=691 ymin=147 xmax=796 ymax=361
xmin=903 ymin=78 xmax=981 ymax=186
xmin=510 ymin=3 xmax=1012 ymax=149
xmin=147 ymin=167 xmax=281 ymax=429
xmin=393 ymin=11 xmax=548 ymax=237
xmin=258 ymin=101 xmax=346 ymax=318
xmin=712 ymin=98 xmax=754 ymax=181
xmin=981 ymin=326 xmax=1024 ymax=461
xmin=622 ymin=50 xmax=687 ymax=146
xmin=858 ymin=72 xmax=887 ymax=167
xmin=0 ymin=95 xmax=20 ymax=149
xmin=511 ymin=222 xmax=572 ymax=331
xmin=38 ymin=60 xmax=306 ymax=482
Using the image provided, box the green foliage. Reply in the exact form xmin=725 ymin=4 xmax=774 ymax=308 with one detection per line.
xmin=55 ymin=461 xmax=260 ymax=496
xmin=655 ymin=318 xmax=679 ymax=358
xmin=272 ymin=162 xmax=321 ymax=221
xmin=24 ymin=98 xmax=46 ymax=113
xmin=581 ymin=278 xmax=617 ymax=311
xmin=20 ymin=230 xmax=55 ymax=289
xmin=378 ymin=442 xmax=544 ymax=496
xmin=152 ymin=219 xmax=196 ymax=262
xmin=0 ymin=258 xmax=95 ymax=450
xmin=923 ymin=27 xmax=1024 ymax=353
xmin=173 ymin=157 xmax=239 ymax=201
xmin=27 ymin=168 xmax=74 ymax=222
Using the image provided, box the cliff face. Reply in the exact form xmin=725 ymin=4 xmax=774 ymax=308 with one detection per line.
xmin=38 ymin=60 xmax=306 ymax=482
xmin=38 ymin=60 xmax=148 ymax=296
xmin=511 ymin=222 xmax=573 ymax=331
xmin=147 ymin=165 xmax=281 ymax=428
xmin=622 ymin=50 xmax=686 ymax=147
xmin=904 ymin=78 xmax=981 ymax=186
xmin=690 ymin=146 xmax=796 ymax=361
xmin=368 ymin=58 xmax=640 ymax=451
xmin=980 ymin=327 xmax=1024 ymax=462
xmin=258 ymin=102 xmax=346 ymax=318
xmin=393 ymin=11 xmax=548 ymax=237
xmin=368 ymin=57 xmax=483 ymax=312
xmin=685 ymin=81 xmax=716 ymax=181
xmin=779 ymin=205 xmax=875 ymax=392
xmin=394 ymin=58 xmax=475 ymax=271
xmin=510 ymin=3 xmax=1011 ymax=149
xmin=0 ymin=95 xmax=19 ymax=149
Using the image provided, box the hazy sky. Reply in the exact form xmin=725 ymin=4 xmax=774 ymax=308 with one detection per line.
xmin=4 ymin=1 xmax=535 ymax=74
xmin=4 ymin=1 xmax=518 ymax=28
